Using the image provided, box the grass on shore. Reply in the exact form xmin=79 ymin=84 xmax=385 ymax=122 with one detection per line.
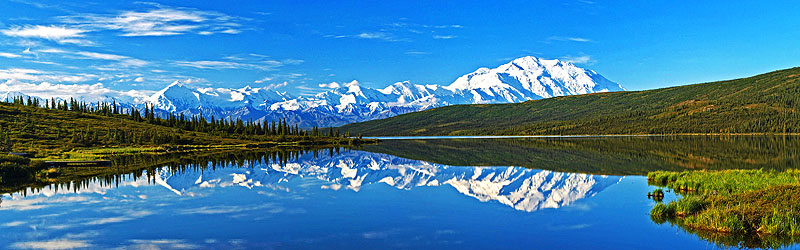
xmin=648 ymin=170 xmax=800 ymax=241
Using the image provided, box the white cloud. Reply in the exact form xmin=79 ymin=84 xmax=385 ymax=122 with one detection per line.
xmin=0 ymin=25 xmax=94 ymax=46
xmin=405 ymin=51 xmax=430 ymax=55
xmin=281 ymin=59 xmax=304 ymax=65
xmin=36 ymin=48 xmax=67 ymax=53
xmin=0 ymin=52 xmax=22 ymax=58
xmin=0 ymin=69 xmax=90 ymax=83
xmin=1 ymin=25 xmax=86 ymax=40
xmin=0 ymin=79 xmax=154 ymax=101
xmin=76 ymin=51 xmax=127 ymax=60
xmin=548 ymin=36 xmax=592 ymax=42
xmin=134 ymin=77 xmax=144 ymax=82
xmin=263 ymin=81 xmax=288 ymax=90
xmin=318 ymin=82 xmax=340 ymax=88
xmin=253 ymin=76 xmax=272 ymax=83
xmin=330 ymin=32 xmax=409 ymax=42
xmin=59 ymin=7 xmax=246 ymax=37
xmin=362 ymin=32 xmax=408 ymax=42
xmin=357 ymin=32 xmax=388 ymax=39
xmin=425 ymin=24 xmax=464 ymax=29
xmin=174 ymin=59 xmax=283 ymax=71
xmin=560 ymin=55 xmax=594 ymax=65
xmin=38 ymin=49 xmax=148 ymax=67
xmin=176 ymin=60 xmax=253 ymax=69
xmin=432 ymin=35 xmax=455 ymax=39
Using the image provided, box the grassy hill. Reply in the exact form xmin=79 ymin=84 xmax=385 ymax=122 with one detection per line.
xmin=0 ymin=102 xmax=245 ymax=156
xmin=341 ymin=67 xmax=800 ymax=136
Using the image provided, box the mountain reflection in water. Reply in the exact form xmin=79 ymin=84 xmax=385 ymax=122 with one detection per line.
xmin=1 ymin=150 xmax=621 ymax=213
xmin=152 ymin=150 xmax=622 ymax=212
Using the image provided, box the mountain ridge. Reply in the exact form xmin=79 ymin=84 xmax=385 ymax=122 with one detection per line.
xmin=141 ymin=56 xmax=622 ymax=127
xmin=340 ymin=67 xmax=800 ymax=136
xmin=3 ymin=56 xmax=621 ymax=128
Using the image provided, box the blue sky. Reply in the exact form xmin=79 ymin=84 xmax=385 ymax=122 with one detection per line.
xmin=1 ymin=0 xmax=799 ymax=98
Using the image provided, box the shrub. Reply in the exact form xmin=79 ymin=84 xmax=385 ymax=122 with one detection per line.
xmin=0 ymin=161 xmax=35 ymax=184
xmin=0 ymin=154 xmax=30 ymax=165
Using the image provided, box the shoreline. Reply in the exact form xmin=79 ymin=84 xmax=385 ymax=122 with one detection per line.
xmin=366 ymin=133 xmax=800 ymax=140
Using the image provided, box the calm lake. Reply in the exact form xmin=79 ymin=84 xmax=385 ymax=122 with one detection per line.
xmin=1 ymin=136 xmax=799 ymax=249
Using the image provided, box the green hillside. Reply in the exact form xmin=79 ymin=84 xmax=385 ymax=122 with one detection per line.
xmin=0 ymin=101 xmax=368 ymax=159
xmin=341 ymin=67 xmax=800 ymax=136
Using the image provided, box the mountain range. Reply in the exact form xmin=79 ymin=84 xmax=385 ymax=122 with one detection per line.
xmin=2 ymin=56 xmax=624 ymax=127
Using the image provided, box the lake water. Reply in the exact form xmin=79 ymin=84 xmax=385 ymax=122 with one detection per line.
xmin=1 ymin=136 xmax=798 ymax=249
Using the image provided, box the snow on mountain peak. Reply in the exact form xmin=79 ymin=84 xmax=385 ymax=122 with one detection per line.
xmin=6 ymin=56 xmax=622 ymax=127
xmin=141 ymin=56 xmax=623 ymax=126
xmin=445 ymin=56 xmax=623 ymax=101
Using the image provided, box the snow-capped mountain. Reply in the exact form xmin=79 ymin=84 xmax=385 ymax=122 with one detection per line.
xmin=444 ymin=56 xmax=623 ymax=103
xmin=141 ymin=56 xmax=623 ymax=127
xmin=154 ymin=150 xmax=623 ymax=212
xmin=4 ymin=56 xmax=623 ymax=127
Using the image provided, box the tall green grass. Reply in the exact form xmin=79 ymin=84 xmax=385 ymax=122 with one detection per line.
xmin=649 ymin=170 xmax=800 ymax=244
xmin=649 ymin=170 xmax=800 ymax=195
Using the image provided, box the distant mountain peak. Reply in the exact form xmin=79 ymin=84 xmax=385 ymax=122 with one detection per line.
xmin=445 ymin=56 xmax=623 ymax=101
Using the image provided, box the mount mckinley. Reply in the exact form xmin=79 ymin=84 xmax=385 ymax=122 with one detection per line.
xmin=3 ymin=56 xmax=624 ymax=127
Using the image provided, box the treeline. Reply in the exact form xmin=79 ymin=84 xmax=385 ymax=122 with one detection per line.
xmin=3 ymin=96 xmax=352 ymax=140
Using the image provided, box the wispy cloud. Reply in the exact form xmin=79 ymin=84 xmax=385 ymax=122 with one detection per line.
xmin=405 ymin=51 xmax=430 ymax=55
xmin=560 ymin=55 xmax=595 ymax=65
xmin=0 ymin=25 xmax=93 ymax=45
xmin=0 ymin=68 xmax=90 ymax=83
xmin=0 ymin=79 xmax=155 ymax=100
xmin=353 ymin=32 xmax=409 ymax=42
xmin=318 ymin=82 xmax=340 ymax=88
xmin=548 ymin=36 xmax=592 ymax=42
xmin=325 ymin=20 xmax=463 ymax=42
xmin=324 ymin=32 xmax=409 ymax=42
xmin=175 ymin=54 xmax=302 ymax=72
xmin=423 ymin=24 xmax=464 ymax=29
xmin=174 ymin=60 xmax=280 ymax=71
xmin=58 ymin=6 xmax=246 ymax=37
xmin=253 ymin=73 xmax=307 ymax=85
xmin=0 ymin=52 xmax=22 ymax=58
xmin=38 ymin=49 xmax=149 ymax=67
xmin=432 ymin=35 xmax=456 ymax=39
xmin=75 ymin=51 xmax=127 ymax=60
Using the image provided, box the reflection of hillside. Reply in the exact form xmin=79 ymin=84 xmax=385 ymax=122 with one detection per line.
xmin=360 ymin=136 xmax=800 ymax=175
xmin=155 ymin=151 xmax=622 ymax=212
